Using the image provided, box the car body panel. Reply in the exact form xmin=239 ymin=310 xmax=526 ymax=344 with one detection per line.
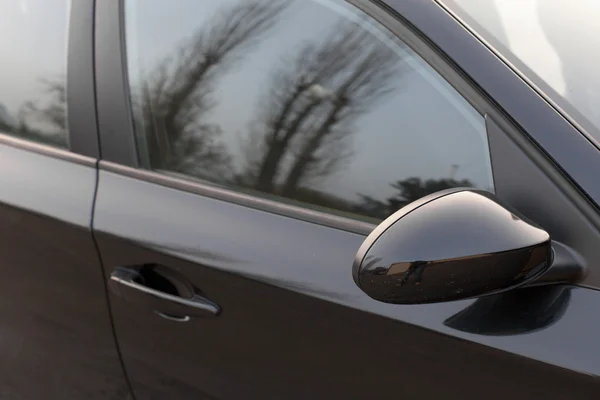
xmin=95 ymin=167 xmax=600 ymax=399
xmin=0 ymin=0 xmax=132 ymax=397
xmin=0 ymin=143 xmax=130 ymax=399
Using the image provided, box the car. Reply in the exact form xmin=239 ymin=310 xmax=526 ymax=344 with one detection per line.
xmin=1 ymin=0 xmax=599 ymax=398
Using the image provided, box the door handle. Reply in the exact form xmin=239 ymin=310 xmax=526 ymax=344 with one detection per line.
xmin=109 ymin=267 xmax=220 ymax=317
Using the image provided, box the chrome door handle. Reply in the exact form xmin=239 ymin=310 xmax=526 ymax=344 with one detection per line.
xmin=108 ymin=267 xmax=220 ymax=317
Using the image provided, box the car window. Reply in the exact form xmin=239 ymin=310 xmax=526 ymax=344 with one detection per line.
xmin=124 ymin=0 xmax=494 ymax=222
xmin=0 ymin=0 xmax=69 ymax=149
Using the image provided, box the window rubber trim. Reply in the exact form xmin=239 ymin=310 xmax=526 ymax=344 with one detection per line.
xmin=0 ymin=133 xmax=96 ymax=167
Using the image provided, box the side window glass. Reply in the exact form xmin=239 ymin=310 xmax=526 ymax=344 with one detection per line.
xmin=0 ymin=0 xmax=69 ymax=149
xmin=125 ymin=0 xmax=494 ymax=222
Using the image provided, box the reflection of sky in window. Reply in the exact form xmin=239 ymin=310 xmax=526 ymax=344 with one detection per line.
xmin=443 ymin=0 xmax=600 ymax=146
xmin=127 ymin=0 xmax=493 ymax=201
xmin=0 ymin=0 xmax=68 ymax=116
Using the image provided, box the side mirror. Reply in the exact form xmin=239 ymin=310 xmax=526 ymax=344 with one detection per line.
xmin=353 ymin=188 xmax=583 ymax=304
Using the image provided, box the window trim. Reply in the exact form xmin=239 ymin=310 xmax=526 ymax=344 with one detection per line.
xmin=95 ymin=0 xmax=138 ymax=167
xmin=0 ymin=133 xmax=95 ymax=167
xmin=99 ymin=160 xmax=375 ymax=235
xmin=67 ymin=0 xmax=101 ymax=158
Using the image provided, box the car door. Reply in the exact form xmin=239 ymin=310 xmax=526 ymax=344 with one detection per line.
xmin=0 ymin=0 xmax=131 ymax=399
xmin=93 ymin=0 xmax=600 ymax=399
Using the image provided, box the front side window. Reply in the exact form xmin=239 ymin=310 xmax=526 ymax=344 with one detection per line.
xmin=125 ymin=0 xmax=494 ymax=222
xmin=0 ymin=0 xmax=70 ymax=148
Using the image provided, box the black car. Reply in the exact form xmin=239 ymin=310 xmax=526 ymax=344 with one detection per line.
xmin=1 ymin=0 xmax=599 ymax=398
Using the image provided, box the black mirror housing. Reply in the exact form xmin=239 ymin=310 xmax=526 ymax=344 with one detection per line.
xmin=353 ymin=188 xmax=553 ymax=304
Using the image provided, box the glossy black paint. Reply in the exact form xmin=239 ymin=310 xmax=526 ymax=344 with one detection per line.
xmin=485 ymin=115 xmax=600 ymax=288
xmin=354 ymin=189 xmax=552 ymax=304
xmin=1 ymin=0 xmax=598 ymax=398
xmin=531 ymin=241 xmax=587 ymax=286
xmin=0 ymin=144 xmax=130 ymax=399
xmin=94 ymin=169 xmax=600 ymax=399
xmin=444 ymin=285 xmax=572 ymax=336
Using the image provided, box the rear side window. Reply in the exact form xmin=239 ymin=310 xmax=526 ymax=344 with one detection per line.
xmin=0 ymin=0 xmax=69 ymax=149
xmin=124 ymin=0 xmax=494 ymax=222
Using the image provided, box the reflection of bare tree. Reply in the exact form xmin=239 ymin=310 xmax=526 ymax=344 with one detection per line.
xmin=11 ymin=78 xmax=68 ymax=147
xmin=241 ymin=20 xmax=405 ymax=195
xmin=0 ymin=105 xmax=13 ymax=133
xmin=134 ymin=0 xmax=290 ymax=180
xmin=357 ymin=177 xmax=475 ymax=220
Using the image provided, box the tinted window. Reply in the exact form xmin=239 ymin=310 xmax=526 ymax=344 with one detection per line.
xmin=125 ymin=0 xmax=493 ymax=222
xmin=0 ymin=0 xmax=69 ymax=148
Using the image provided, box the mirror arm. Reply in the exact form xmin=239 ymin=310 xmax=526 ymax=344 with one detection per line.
xmin=524 ymin=241 xmax=586 ymax=287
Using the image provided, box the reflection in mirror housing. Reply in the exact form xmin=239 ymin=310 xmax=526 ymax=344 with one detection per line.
xmin=353 ymin=188 xmax=555 ymax=304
